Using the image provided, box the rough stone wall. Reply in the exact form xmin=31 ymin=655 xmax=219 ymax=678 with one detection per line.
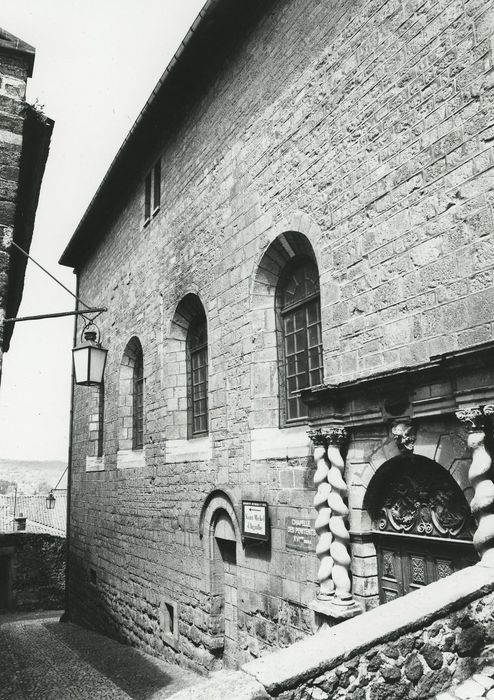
xmin=274 ymin=589 xmax=494 ymax=700
xmin=0 ymin=51 xmax=29 ymax=376
xmin=0 ymin=533 xmax=65 ymax=611
xmin=70 ymin=0 xmax=494 ymax=673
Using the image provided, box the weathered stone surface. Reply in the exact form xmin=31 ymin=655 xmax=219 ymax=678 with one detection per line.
xmin=404 ymin=654 xmax=423 ymax=683
xmin=421 ymin=642 xmax=443 ymax=670
xmin=413 ymin=667 xmax=452 ymax=698
xmin=456 ymin=625 xmax=485 ymax=657
xmin=380 ymin=665 xmax=401 ymax=683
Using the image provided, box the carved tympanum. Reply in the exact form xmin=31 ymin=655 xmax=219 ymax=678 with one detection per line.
xmin=365 ymin=455 xmax=473 ymax=542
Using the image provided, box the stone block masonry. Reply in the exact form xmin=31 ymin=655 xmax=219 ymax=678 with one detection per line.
xmin=0 ymin=50 xmax=31 ymax=375
xmin=68 ymin=0 xmax=494 ymax=674
xmin=0 ymin=533 xmax=65 ymax=611
xmin=167 ymin=565 xmax=494 ymax=699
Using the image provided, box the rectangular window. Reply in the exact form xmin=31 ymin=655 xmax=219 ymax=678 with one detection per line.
xmin=133 ymin=355 xmax=144 ymax=450
xmin=144 ymin=173 xmax=151 ymax=224
xmin=191 ymin=345 xmax=208 ymax=435
xmin=153 ymin=160 xmax=161 ymax=213
xmin=283 ymin=299 xmax=322 ymax=421
xmin=144 ymin=159 xmax=161 ymax=225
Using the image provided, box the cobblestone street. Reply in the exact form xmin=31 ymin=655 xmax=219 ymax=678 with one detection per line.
xmin=0 ymin=612 xmax=200 ymax=700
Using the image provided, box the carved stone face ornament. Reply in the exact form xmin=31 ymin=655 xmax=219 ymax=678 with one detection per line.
xmin=391 ymin=422 xmax=417 ymax=453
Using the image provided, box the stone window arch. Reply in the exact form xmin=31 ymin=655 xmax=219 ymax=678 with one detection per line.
xmin=118 ymin=336 xmax=145 ymax=452
xmin=252 ymin=230 xmax=322 ymax=426
xmin=168 ymin=294 xmax=208 ymax=440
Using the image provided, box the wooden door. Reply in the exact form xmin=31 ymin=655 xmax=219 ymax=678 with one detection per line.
xmin=377 ymin=536 xmax=477 ymax=603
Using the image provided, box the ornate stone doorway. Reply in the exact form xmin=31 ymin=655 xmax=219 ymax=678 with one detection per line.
xmin=364 ymin=453 xmax=477 ymax=603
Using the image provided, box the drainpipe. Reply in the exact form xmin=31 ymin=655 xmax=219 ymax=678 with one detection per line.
xmin=60 ymin=272 xmax=78 ymax=623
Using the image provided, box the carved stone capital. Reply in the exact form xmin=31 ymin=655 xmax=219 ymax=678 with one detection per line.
xmin=391 ymin=421 xmax=416 ymax=453
xmin=326 ymin=426 xmax=348 ymax=447
xmin=307 ymin=428 xmax=329 ymax=447
xmin=308 ymin=426 xmax=348 ymax=447
xmin=456 ymin=405 xmax=494 ymax=431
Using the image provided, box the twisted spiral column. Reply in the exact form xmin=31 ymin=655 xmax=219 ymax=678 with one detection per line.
xmin=309 ymin=429 xmax=334 ymax=600
xmin=456 ymin=405 xmax=494 ymax=567
xmin=326 ymin=427 xmax=353 ymax=603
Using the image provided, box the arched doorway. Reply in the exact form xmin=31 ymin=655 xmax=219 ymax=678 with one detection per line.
xmin=200 ymin=492 xmax=241 ymax=669
xmin=364 ymin=453 xmax=477 ymax=603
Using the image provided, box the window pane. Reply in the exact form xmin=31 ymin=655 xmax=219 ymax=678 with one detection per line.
xmin=189 ymin=326 xmax=208 ymax=435
xmin=282 ymin=292 xmax=322 ymax=421
xmin=153 ymin=160 xmax=161 ymax=210
xmin=281 ymin=259 xmax=320 ymax=309
xmin=144 ymin=174 xmax=151 ymax=221
xmin=133 ymin=351 xmax=144 ymax=449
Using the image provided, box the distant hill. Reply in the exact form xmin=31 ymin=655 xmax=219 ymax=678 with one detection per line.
xmin=0 ymin=458 xmax=67 ymax=495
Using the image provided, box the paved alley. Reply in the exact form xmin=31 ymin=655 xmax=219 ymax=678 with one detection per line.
xmin=0 ymin=611 xmax=201 ymax=700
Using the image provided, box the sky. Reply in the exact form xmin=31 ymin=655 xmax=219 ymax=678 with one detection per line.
xmin=0 ymin=0 xmax=205 ymax=462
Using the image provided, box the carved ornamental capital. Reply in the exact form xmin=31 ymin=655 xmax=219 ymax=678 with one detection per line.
xmin=326 ymin=426 xmax=348 ymax=447
xmin=308 ymin=428 xmax=329 ymax=447
xmin=456 ymin=405 xmax=494 ymax=431
xmin=308 ymin=426 xmax=348 ymax=448
xmin=391 ymin=421 xmax=416 ymax=453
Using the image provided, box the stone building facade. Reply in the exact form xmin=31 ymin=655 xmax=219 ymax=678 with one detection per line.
xmin=0 ymin=28 xmax=53 ymax=384
xmin=61 ymin=0 xmax=494 ymax=673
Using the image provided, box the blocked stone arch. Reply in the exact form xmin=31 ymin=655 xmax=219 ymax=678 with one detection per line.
xmin=199 ymin=490 xmax=243 ymax=660
xmin=118 ymin=336 xmax=144 ymax=451
xmin=164 ymin=293 xmax=208 ymax=440
xmin=249 ymin=212 xmax=329 ymax=428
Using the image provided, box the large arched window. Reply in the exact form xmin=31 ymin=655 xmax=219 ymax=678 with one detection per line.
xmin=167 ymin=294 xmax=209 ymax=442
xmin=278 ymin=258 xmax=322 ymax=421
xmin=188 ymin=312 xmax=208 ymax=436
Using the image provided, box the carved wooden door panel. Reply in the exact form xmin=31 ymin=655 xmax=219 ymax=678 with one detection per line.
xmin=377 ymin=536 xmax=477 ymax=603
xmin=377 ymin=542 xmax=403 ymax=602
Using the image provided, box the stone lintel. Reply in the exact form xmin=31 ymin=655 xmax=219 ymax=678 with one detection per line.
xmin=302 ymin=342 xmax=494 ymax=425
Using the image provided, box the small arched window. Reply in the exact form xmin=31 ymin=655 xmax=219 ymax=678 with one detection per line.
xmin=279 ymin=258 xmax=322 ymax=421
xmin=188 ymin=313 xmax=208 ymax=436
xmin=133 ymin=347 xmax=144 ymax=449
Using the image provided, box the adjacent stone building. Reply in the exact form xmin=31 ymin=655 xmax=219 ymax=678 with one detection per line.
xmin=61 ymin=0 xmax=494 ymax=673
xmin=0 ymin=28 xmax=53 ymax=385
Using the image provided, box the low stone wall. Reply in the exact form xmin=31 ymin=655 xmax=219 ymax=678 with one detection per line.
xmin=169 ymin=564 xmax=494 ymax=700
xmin=0 ymin=532 xmax=65 ymax=611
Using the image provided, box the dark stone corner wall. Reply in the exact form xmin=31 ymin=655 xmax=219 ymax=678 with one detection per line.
xmin=0 ymin=532 xmax=65 ymax=611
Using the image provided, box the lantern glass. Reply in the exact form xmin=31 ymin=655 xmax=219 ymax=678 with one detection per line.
xmin=46 ymin=492 xmax=56 ymax=510
xmin=73 ymin=343 xmax=107 ymax=386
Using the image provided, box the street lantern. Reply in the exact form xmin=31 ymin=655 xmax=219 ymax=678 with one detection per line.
xmin=46 ymin=491 xmax=56 ymax=510
xmin=72 ymin=323 xmax=107 ymax=386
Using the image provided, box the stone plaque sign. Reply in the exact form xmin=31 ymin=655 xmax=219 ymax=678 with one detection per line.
xmin=285 ymin=516 xmax=316 ymax=551
xmin=242 ymin=500 xmax=269 ymax=542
